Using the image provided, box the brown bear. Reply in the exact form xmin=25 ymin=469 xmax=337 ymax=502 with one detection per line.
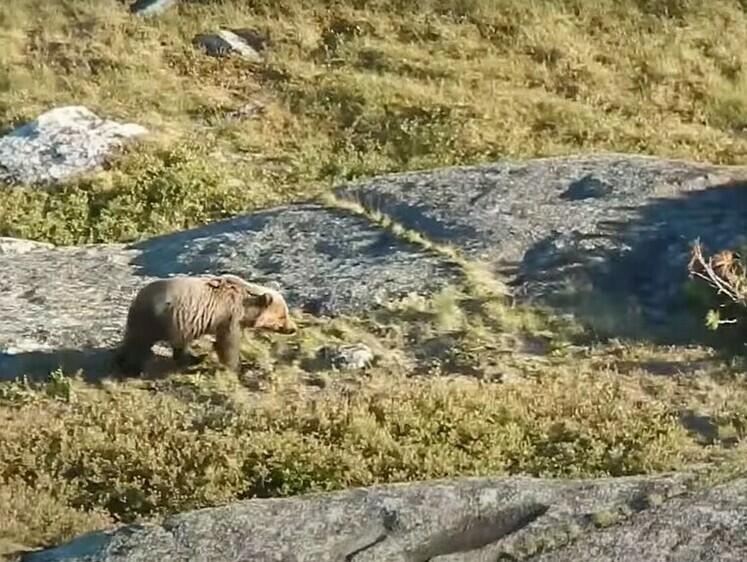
xmin=113 ymin=273 xmax=297 ymax=375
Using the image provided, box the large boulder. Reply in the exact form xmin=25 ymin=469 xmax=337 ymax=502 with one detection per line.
xmin=0 ymin=106 xmax=147 ymax=187
xmin=1 ymin=153 xmax=746 ymax=379
xmin=0 ymin=203 xmax=460 ymax=380
xmin=334 ymin=153 xmax=747 ymax=333
xmin=18 ymin=468 xmax=746 ymax=562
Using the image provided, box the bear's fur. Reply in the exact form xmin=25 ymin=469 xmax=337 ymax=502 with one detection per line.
xmin=114 ymin=274 xmax=297 ymax=375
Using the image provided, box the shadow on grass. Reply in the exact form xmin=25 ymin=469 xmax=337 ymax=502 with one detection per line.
xmin=678 ymin=409 xmax=723 ymax=446
xmin=0 ymin=346 xmax=181 ymax=384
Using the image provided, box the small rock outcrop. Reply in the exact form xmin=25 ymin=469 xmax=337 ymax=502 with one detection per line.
xmin=319 ymin=342 xmax=375 ymax=371
xmin=0 ymin=106 xmax=147 ymax=186
xmin=129 ymin=0 xmax=177 ymax=16
xmin=193 ymin=29 xmax=266 ymax=61
xmin=334 ymin=153 xmax=747 ymax=335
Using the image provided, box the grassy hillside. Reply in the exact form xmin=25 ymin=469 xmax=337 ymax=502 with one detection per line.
xmin=3 ymin=0 xmax=747 ymax=555
xmin=2 ymin=0 xmax=747 ymax=243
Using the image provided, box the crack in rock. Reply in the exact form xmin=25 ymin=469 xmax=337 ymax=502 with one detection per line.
xmin=20 ymin=471 xmax=744 ymax=562
xmin=410 ymin=503 xmax=550 ymax=561
xmin=344 ymin=530 xmax=389 ymax=561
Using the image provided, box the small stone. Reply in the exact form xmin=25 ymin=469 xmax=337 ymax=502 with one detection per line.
xmin=225 ymin=100 xmax=266 ymax=121
xmin=319 ymin=343 xmax=375 ymax=371
xmin=240 ymin=369 xmax=265 ymax=391
xmin=129 ymin=0 xmax=177 ymax=16
xmin=0 ymin=106 xmax=147 ymax=187
xmin=193 ymin=29 xmax=264 ymax=62
xmin=228 ymin=28 xmax=268 ymax=52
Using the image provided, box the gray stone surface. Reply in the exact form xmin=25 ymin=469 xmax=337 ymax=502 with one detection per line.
xmin=0 ymin=203 xmax=459 ymax=380
xmin=2 ymin=154 xmax=747 ymax=560
xmin=335 ymin=153 xmax=747 ymax=335
xmin=532 ymin=476 xmax=747 ymax=562
xmin=0 ymin=237 xmax=54 ymax=255
xmin=19 ymin=470 xmax=742 ymax=562
xmin=129 ymin=202 xmax=461 ymax=317
xmin=0 ymin=106 xmax=147 ymax=186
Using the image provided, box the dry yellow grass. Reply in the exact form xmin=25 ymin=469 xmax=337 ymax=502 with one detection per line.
xmin=3 ymin=0 xmax=747 ymax=553
xmin=2 ymin=0 xmax=747 ymax=242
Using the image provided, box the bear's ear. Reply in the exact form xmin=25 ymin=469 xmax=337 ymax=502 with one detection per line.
xmin=257 ymin=292 xmax=274 ymax=308
xmin=244 ymin=292 xmax=273 ymax=308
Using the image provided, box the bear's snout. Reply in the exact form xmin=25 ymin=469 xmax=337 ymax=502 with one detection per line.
xmin=280 ymin=321 xmax=297 ymax=335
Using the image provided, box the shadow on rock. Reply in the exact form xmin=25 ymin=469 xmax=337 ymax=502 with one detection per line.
xmin=0 ymin=346 xmax=181 ymax=384
xmin=127 ymin=202 xmax=461 ymax=317
xmin=332 ymin=154 xmax=747 ymax=348
xmin=513 ymin=179 xmax=747 ymax=347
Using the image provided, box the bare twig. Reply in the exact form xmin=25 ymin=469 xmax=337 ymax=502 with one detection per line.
xmin=687 ymin=239 xmax=747 ymax=306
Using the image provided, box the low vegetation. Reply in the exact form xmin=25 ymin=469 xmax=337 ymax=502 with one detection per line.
xmin=4 ymin=288 xmax=747 ymax=551
xmin=3 ymin=0 xmax=747 ymax=554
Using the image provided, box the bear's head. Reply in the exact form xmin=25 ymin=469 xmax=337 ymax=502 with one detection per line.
xmin=241 ymin=287 xmax=297 ymax=335
xmin=210 ymin=274 xmax=298 ymax=335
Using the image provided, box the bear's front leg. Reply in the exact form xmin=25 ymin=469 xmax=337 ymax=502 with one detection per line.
xmin=214 ymin=320 xmax=242 ymax=372
xmin=113 ymin=339 xmax=153 ymax=376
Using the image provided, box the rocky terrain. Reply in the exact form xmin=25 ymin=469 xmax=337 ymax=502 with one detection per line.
xmin=19 ymin=467 xmax=747 ymax=561
xmin=2 ymin=104 xmax=747 ymax=561
xmin=1 ymin=117 xmax=746 ymax=379
xmin=5 ymin=1 xmax=747 ymax=560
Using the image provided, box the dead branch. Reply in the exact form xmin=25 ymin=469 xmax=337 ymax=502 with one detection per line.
xmin=687 ymin=239 xmax=747 ymax=306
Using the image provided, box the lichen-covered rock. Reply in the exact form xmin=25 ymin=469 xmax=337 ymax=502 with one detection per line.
xmin=0 ymin=237 xmax=54 ymax=255
xmin=19 ymin=470 xmax=745 ymax=562
xmin=0 ymin=204 xmax=459 ymax=381
xmin=0 ymin=106 xmax=147 ymax=186
xmin=334 ymin=153 xmax=747 ymax=338
xmin=1 ymin=154 xmax=746 ymax=381
xmin=530 ymin=476 xmax=747 ymax=562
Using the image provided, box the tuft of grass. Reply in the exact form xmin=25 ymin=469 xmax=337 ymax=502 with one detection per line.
xmin=590 ymin=507 xmax=627 ymax=529
xmin=2 ymin=0 xmax=747 ymax=243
